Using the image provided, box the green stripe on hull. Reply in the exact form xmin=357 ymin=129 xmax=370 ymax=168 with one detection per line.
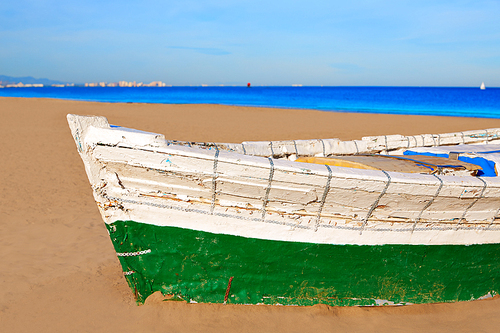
xmin=107 ymin=221 xmax=500 ymax=305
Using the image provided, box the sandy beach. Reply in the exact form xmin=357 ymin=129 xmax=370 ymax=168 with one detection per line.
xmin=3 ymin=96 xmax=500 ymax=332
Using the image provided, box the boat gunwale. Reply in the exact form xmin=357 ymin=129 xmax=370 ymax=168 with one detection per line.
xmin=92 ymin=140 xmax=500 ymax=191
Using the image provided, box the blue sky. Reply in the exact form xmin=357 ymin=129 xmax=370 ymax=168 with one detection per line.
xmin=1 ymin=0 xmax=499 ymax=86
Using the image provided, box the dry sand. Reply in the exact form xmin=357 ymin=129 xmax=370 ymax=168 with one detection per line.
xmin=2 ymin=97 xmax=500 ymax=332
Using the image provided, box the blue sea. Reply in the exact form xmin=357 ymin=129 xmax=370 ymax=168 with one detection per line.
xmin=1 ymin=86 xmax=499 ymax=118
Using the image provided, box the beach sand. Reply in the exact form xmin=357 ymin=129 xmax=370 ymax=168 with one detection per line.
xmin=3 ymin=96 xmax=500 ymax=332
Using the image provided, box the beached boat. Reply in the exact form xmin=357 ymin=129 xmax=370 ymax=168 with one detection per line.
xmin=68 ymin=114 xmax=500 ymax=306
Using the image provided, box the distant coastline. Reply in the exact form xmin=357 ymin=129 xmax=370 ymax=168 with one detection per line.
xmin=0 ymin=80 xmax=168 ymax=88
xmin=0 ymin=83 xmax=47 ymax=88
xmin=0 ymin=74 xmax=175 ymax=88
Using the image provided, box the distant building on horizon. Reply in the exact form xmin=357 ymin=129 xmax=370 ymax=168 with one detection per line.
xmin=0 ymin=81 xmax=44 ymax=88
xmin=116 ymin=81 xmax=167 ymax=87
xmin=0 ymin=79 xmax=169 ymax=88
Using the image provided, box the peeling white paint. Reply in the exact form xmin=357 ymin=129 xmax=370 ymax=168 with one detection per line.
xmin=67 ymin=114 xmax=500 ymax=246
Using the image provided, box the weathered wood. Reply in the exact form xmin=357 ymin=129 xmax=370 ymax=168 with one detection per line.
xmin=67 ymin=114 xmax=500 ymax=247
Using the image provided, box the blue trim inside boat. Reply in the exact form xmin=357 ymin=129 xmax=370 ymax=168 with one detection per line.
xmin=403 ymin=151 xmax=497 ymax=177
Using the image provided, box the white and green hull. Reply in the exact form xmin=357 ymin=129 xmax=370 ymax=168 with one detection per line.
xmin=109 ymin=220 xmax=500 ymax=305
xmin=68 ymin=114 xmax=500 ymax=305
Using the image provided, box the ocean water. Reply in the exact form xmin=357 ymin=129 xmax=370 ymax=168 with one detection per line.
xmin=1 ymin=86 xmax=499 ymax=118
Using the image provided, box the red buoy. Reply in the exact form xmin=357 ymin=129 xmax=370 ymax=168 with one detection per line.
xmin=247 ymin=82 xmax=251 ymax=87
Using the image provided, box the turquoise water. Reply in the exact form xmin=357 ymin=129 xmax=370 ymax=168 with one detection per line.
xmin=1 ymin=86 xmax=499 ymax=118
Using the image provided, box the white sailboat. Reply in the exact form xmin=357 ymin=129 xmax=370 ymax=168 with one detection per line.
xmin=481 ymin=82 xmax=486 ymax=90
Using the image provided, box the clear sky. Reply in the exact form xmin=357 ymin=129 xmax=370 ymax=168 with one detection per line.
xmin=1 ymin=0 xmax=499 ymax=86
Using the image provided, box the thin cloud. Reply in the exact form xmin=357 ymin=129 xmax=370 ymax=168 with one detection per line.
xmin=168 ymin=46 xmax=230 ymax=56
xmin=330 ymin=63 xmax=363 ymax=73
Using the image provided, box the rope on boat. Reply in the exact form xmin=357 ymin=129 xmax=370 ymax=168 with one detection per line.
xmin=360 ymin=170 xmax=392 ymax=234
xmin=488 ymin=205 xmax=500 ymax=229
xmin=314 ymin=165 xmax=333 ymax=232
xmin=353 ymin=140 xmax=359 ymax=154
xmin=261 ymin=158 xmax=275 ymax=221
xmin=269 ymin=141 xmax=275 ymax=157
xmin=412 ymin=174 xmax=444 ymax=232
xmin=456 ymin=177 xmax=488 ymax=230
xmin=103 ymin=194 xmax=500 ymax=233
xmin=223 ymin=276 xmax=234 ymax=304
xmin=319 ymin=139 xmax=326 ymax=157
xmin=241 ymin=142 xmax=247 ymax=155
xmin=412 ymin=135 xmax=418 ymax=147
xmin=116 ymin=249 xmax=151 ymax=257
xmin=210 ymin=144 xmax=220 ymax=214
xmin=461 ymin=132 xmax=465 ymax=144
xmin=105 ymin=195 xmax=311 ymax=229
xmin=293 ymin=140 xmax=299 ymax=156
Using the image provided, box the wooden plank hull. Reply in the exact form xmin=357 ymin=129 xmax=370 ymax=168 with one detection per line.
xmin=109 ymin=220 xmax=500 ymax=305
xmin=67 ymin=114 xmax=500 ymax=305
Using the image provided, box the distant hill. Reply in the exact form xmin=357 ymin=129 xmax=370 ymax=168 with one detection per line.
xmin=0 ymin=75 xmax=69 ymax=86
